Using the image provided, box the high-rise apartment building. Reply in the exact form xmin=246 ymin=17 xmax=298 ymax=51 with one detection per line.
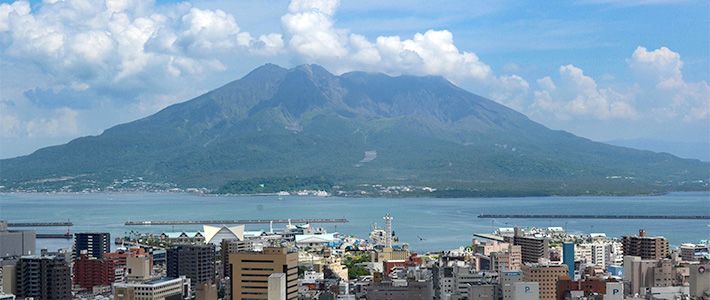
xmin=512 ymin=228 xmax=550 ymax=264
xmin=229 ymin=247 xmax=298 ymax=300
xmin=167 ymin=244 xmax=215 ymax=289
xmin=73 ymin=253 xmax=116 ymax=289
xmin=621 ymin=229 xmax=668 ymax=260
xmin=15 ymin=256 xmax=71 ymax=299
xmin=74 ymin=232 xmax=111 ymax=259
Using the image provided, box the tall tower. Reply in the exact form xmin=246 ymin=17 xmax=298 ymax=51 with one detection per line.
xmin=384 ymin=213 xmax=393 ymax=248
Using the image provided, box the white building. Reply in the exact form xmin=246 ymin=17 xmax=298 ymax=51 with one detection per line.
xmin=202 ymin=225 xmax=245 ymax=245
xmin=512 ymin=282 xmax=539 ymax=300
xmin=113 ymin=276 xmax=190 ymax=300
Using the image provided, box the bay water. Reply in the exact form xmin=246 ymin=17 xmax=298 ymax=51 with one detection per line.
xmin=1 ymin=192 xmax=708 ymax=252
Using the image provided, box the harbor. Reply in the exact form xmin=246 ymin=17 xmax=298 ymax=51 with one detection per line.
xmin=478 ymin=214 xmax=710 ymax=220
xmin=125 ymin=218 xmax=349 ymax=225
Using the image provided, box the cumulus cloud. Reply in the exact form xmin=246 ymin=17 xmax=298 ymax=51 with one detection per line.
xmin=0 ymin=0 xmax=283 ymax=96
xmin=1 ymin=0 xmax=707 ymax=158
xmin=531 ymin=46 xmax=709 ymax=122
xmin=531 ymin=64 xmax=638 ymax=120
xmin=0 ymin=0 xmax=286 ymax=142
xmin=280 ymin=0 xmax=526 ymax=107
xmin=627 ymin=46 xmax=709 ymax=121
xmin=628 ymin=46 xmax=683 ymax=89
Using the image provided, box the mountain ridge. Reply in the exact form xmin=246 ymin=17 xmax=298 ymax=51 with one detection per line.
xmin=1 ymin=63 xmax=707 ymax=196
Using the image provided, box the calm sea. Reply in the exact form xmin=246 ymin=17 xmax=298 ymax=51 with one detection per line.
xmin=1 ymin=192 xmax=708 ymax=252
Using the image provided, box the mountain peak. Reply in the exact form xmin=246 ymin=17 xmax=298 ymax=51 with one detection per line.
xmin=1 ymin=63 xmax=707 ymax=195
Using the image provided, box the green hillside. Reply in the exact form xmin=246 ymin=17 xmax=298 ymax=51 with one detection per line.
xmin=1 ymin=64 xmax=707 ymax=196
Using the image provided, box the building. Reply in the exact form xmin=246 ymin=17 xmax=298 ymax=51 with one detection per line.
xmin=105 ymin=247 xmax=152 ymax=283
xmin=468 ymin=284 xmax=499 ymax=300
xmin=366 ymin=279 xmax=433 ymax=300
xmin=126 ymin=251 xmax=153 ymax=282
xmin=203 ymin=225 xmax=244 ymax=245
xmin=450 ymin=266 xmax=498 ymax=298
xmin=73 ymin=253 xmax=116 ymax=289
xmin=621 ymin=229 xmax=669 ymax=260
xmin=229 ymin=247 xmax=298 ymax=300
xmin=15 ymin=256 xmax=71 ymax=300
xmin=689 ymin=263 xmax=710 ymax=298
xmin=512 ymin=282 xmax=539 ymax=300
xmin=195 ymin=282 xmax=218 ymax=300
xmin=2 ymin=264 xmax=16 ymax=295
xmin=490 ymin=244 xmax=522 ymax=272
xmin=623 ymin=256 xmax=676 ymax=296
xmin=512 ymin=229 xmax=550 ymax=263
xmin=522 ymin=264 xmax=567 ymax=300
xmin=268 ymin=273 xmax=286 ymax=300
xmin=562 ymin=242 xmax=574 ymax=278
xmin=0 ymin=221 xmax=35 ymax=258
xmin=74 ymin=232 xmax=111 ymax=259
xmin=113 ymin=276 xmax=191 ymax=300
xmin=680 ymin=243 xmax=709 ymax=262
xmin=220 ymin=239 xmax=252 ymax=279
xmin=167 ymin=244 xmax=215 ymax=289
xmin=501 ymin=271 xmax=523 ymax=300
xmin=160 ymin=231 xmax=205 ymax=244
xmin=555 ymin=277 xmax=619 ymax=300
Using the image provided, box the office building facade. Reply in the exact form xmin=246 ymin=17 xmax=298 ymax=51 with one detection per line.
xmin=113 ymin=276 xmax=191 ymax=300
xmin=229 ymin=247 xmax=298 ymax=300
xmin=522 ymin=264 xmax=567 ymax=300
xmin=167 ymin=244 xmax=216 ymax=289
xmin=74 ymin=232 xmax=111 ymax=259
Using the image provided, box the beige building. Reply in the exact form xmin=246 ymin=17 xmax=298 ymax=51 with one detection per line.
xmin=267 ymin=273 xmax=286 ymax=300
xmin=522 ymin=264 xmax=567 ymax=300
xmin=492 ymin=244 xmax=522 ymax=272
xmin=473 ymin=239 xmax=510 ymax=256
xmin=196 ymin=282 xmax=218 ymax=300
xmin=113 ymin=276 xmax=190 ymax=300
xmin=126 ymin=253 xmax=152 ymax=281
xmin=689 ymin=263 xmax=710 ymax=298
xmin=229 ymin=247 xmax=297 ymax=300
xmin=1 ymin=265 xmax=15 ymax=295
xmin=373 ymin=247 xmax=409 ymax=262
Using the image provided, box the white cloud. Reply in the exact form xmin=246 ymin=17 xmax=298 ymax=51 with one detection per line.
xmin=531 ymin=64 xmax=638 ymax=120
xmin=0 ymin=0 xmax=283 ymax=91
xmin=25 ymin=107 xmax=79 ymax=138
xmin=282 ymin=0 xmax=348 ymax=59
xmin=531 ymin=46 xmax=709 ymax=122
xmin=627 ymin=46 xmax=710 ymax=121
xmin=628 ymin=46 xmax=683 ymax=89
xmin=280 ymin=0 xmax=525 ymax=107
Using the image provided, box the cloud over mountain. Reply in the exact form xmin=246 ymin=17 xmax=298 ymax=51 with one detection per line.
xmin=0 ymin=0 xmax=707 ymax=159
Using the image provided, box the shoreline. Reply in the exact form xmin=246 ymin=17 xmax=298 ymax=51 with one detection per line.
xmin=2 ymin=190 xmax=709 ymax=199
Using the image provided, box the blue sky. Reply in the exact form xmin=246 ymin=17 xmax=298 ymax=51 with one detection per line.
xmin=0 ymin=0 xmax=708 ymax=159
